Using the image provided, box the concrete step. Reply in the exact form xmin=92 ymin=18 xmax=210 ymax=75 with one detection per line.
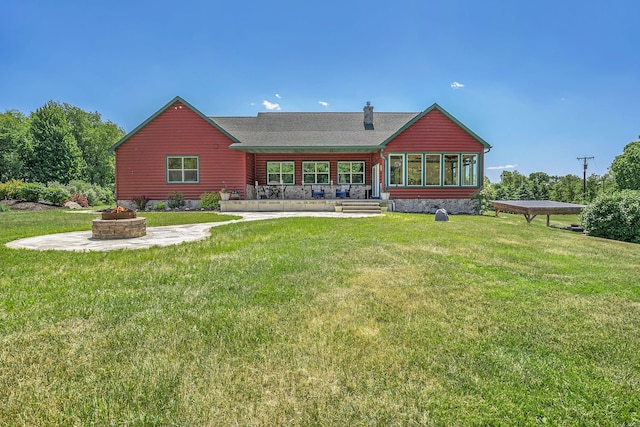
xmin=341 ymin=201 xmax=382 ymax=214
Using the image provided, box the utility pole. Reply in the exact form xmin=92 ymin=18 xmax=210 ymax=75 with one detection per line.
xmin=577 ymin=156 xmax=594 ymax=200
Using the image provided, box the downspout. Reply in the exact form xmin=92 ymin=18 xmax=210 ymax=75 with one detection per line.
xmin=379 ymin=148 xmax=386 ymax=193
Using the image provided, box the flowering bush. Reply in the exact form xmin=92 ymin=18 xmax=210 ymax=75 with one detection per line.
xmin=581 ymin=190 xmax=640 ymax=243
xmin=67 ymin=193 xmax=89 ymax=208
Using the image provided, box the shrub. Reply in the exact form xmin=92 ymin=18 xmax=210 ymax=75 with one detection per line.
xmin=67 ymin=193 xmax=89 ymax=208
xmin=42 ymin=187 xmax=71 ymax=206
xmin=0 ymin=179 xmax=24 ymax=200
xmin=153 ymin=202 xmax=166 ymax=211
xmin=0 ymin=202 xmax=9 ymax=212
xmin=17 ymin=182 xmax=46 ymax=202
xmin=581 ymin=190 xmax=640 ymax=243
xmin=200 ymin=192 xmax=221 ymax=210
xmin=131 ymin=195 xmax=149 ymax=210
xmin=167 ymin=191 xmax=185 ymax=209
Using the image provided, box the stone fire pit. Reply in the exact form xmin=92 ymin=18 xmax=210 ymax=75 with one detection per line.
xmin=92 ymin=206 xmax=146 ymax=239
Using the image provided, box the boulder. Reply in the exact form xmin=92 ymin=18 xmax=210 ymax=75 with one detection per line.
xmin=435 ymin=208 xmax=449 ymax=221
xmin=64 ymin=201 xmax=83 ymax=209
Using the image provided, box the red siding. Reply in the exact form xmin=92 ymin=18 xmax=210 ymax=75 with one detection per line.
xmin=383 ymin=109 xmax=486 ymax=199
xmin=114 ymin=101 xmax=246 ymax=200
xmin=385 ymin=109 xmax=485 ymax=153
xmin=254 ymin=153 xmax=375 ymax=185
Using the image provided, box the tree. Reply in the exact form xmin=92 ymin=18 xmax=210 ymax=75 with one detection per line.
xmin=611 ymin=140 xmax=640 ymax=190
xmin=63 ymin=104 xmax=124 ymax=186
xmin=0 ymin=110 xmax=31 ymax=181
xmin=550 ymin=174 xmax=582 ymax=203
xmin=27 ymin=101 xmax=85 ymax=184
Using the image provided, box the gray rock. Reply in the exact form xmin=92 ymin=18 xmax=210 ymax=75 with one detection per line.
xmin=435 ymin=208 xmax=449 ymax=221
xmin=64 ymin=201 xmax=83 ymax=209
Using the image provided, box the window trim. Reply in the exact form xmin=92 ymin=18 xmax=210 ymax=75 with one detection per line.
xmin=388 ymin=154 xmax=405 ymax=187
xmin=337 ymin=161 xmax=366 ymax=185
xmin=166 ymin=155 xmax=200 ymax=184
xmin=302 ymin=161 xmax=330 ymax=184
xmin=461 ymin=153 xmax=479 ymax=187
xmin=386 ymin=152 xmax=481 ymax=188
xmin=425 ymin=153 xmax=442 ymax=187
xmin=266 ymin=161 xmax=295 ymax=185
xmin=443 ymin=153 xmax=460 ymax=187
xmin=406 ymin=153 xmax=424 ymax=187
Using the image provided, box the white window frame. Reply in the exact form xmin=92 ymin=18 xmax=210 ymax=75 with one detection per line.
xmin=406 ymin=154 xmax=423 ymax=186
xmin=266 ymin=161 xmax=295 ymax=185
xmin=167 ymin=156 xmax=199 ymax=184
xmin=302 ymin=161 xmax=330 ymax=184
xmin=443 ymin=154 xmax=460 ymax=186
xmin=337 ymin=161 xmax=365 ymax=185
xmin=425 ymin=154 xmax=442 ymax=186
xmin=461 ymin=154 xmax=479 ymax=186
xmin=388 ymin=154 xmax=405 ymax=186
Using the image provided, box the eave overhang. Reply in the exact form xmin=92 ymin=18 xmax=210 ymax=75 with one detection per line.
xmin=228 ymin=145 xmax=382 ymax=153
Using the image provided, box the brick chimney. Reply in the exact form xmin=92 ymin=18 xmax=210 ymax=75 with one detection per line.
xmin=363 ymin=101 xmax=374 ymax=130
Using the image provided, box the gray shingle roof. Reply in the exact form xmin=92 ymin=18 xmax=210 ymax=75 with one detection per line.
xmin=211 ymin=112 xmax=418 ymax=152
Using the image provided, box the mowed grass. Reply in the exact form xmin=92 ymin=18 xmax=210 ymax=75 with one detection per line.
xmin=0 ymin=210 xmax=638 ymax=426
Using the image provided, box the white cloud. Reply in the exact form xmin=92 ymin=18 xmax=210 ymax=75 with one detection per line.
xmin=450 ymin=81 xmax=465 ymax=89
xmin=487 ymin=164 xmax=518 ymax=170
xmin=262 ymin=100 xmax=281 ymax=111
xmin=318 ymin=101 xmax=328 ymax=107
xmin=275 ymin=93 xmax=281 ymax=99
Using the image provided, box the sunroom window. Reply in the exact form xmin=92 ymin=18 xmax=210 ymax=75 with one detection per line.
xmin=337 ymin=161 xmax=365 ymax=184
xmin=444 ymin=154 xmax=459 ymax=186
xmin=389 ymin=154 xmax=404 ymax=186
xmin=167 ymin=156 xmax=199 ymax=183
xmin=425 ymin=154 xmax=441 ymax=186
xmin=407 ymin=154 xmax=423 ymax=186
xmin=302 ymin=161 xmax=330 ymax=184
xmin=267 ymin=161 xmax=295 ymax=184
xmin=461 ymin=154 xmax=478 ymax=186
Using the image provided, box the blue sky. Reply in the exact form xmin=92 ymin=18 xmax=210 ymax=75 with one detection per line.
xmin=1 ymin=0 xmax=638 ymax=182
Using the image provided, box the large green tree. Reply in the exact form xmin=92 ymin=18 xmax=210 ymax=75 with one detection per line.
xmin=28 ymin=101 xmax=85 ymax=184
xmin=63 ymin=104 xmax=124 ymax=186
xmin=0 ymin=110 xmax=31 ymax=181
xmin=611 ymin=140 xmax=640 ymax=190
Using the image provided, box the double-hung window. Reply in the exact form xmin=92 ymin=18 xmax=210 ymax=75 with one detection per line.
xmin=461 ymin=154 xmax=478 ymax=186
xmin=337 ymin=161 xmax=365 ymax=184
xmin=302 ymin=161 xmax=330 ymax=184
xmin=267 ymin=161 xmax=294 ymax=184
xmin=167 ymin=156 xmax=199 ymax=183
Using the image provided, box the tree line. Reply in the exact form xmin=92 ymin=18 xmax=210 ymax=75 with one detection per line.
xmin=0 ymin=101 xmax=125 ymax=187
xmin=482 ymin=138 xmax=640 ymax=204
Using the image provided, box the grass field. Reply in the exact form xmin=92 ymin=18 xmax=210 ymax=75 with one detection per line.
xmin=1 ymin=209 xmax=639 ymax=426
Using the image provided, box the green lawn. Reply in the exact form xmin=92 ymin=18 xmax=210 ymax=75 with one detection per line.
xmin=1 ymin=210 xmax=638 ymax=426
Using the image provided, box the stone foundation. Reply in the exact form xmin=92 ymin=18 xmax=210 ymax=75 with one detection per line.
xmin=92 ymin=217 xmax=146 ymax=239
xmin=393 ymin=198 xmax=478 ymax=215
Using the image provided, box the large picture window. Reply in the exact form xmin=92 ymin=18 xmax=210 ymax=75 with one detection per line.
xmin=337 ymin=161 xmax=365 ymax=184
xmin=444 ymin=154 xmax=459 ymax=186
xmin=389 ymin=154 xmax=404 ymax=186
xmin=167 ymin=156 xmax=199 ymax=183
xmin=461 ymin=154 xmax=478 ymax=186
xmin=425 ymin=154 xmax=441 ymax=186
xmin=302 ymin=161 xmax=330 ymax=184
xmin=267 ymin=161 xmax=294 ymax=184
xmin=407 ymin=154 xmax=423 ymax=186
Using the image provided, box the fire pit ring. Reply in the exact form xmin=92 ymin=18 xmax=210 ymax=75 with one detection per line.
xmin=93 ymin=206 xmax=146 ymax=239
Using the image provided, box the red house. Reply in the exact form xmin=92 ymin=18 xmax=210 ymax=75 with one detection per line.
xmin=109 ymin=96 xmax=491 ymax=213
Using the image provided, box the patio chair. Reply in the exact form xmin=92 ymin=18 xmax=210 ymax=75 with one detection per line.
xmin=335 ymin=185 xmax=350 ymax=198
xmin=311 ymin=185 xmax=325 ymax=199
